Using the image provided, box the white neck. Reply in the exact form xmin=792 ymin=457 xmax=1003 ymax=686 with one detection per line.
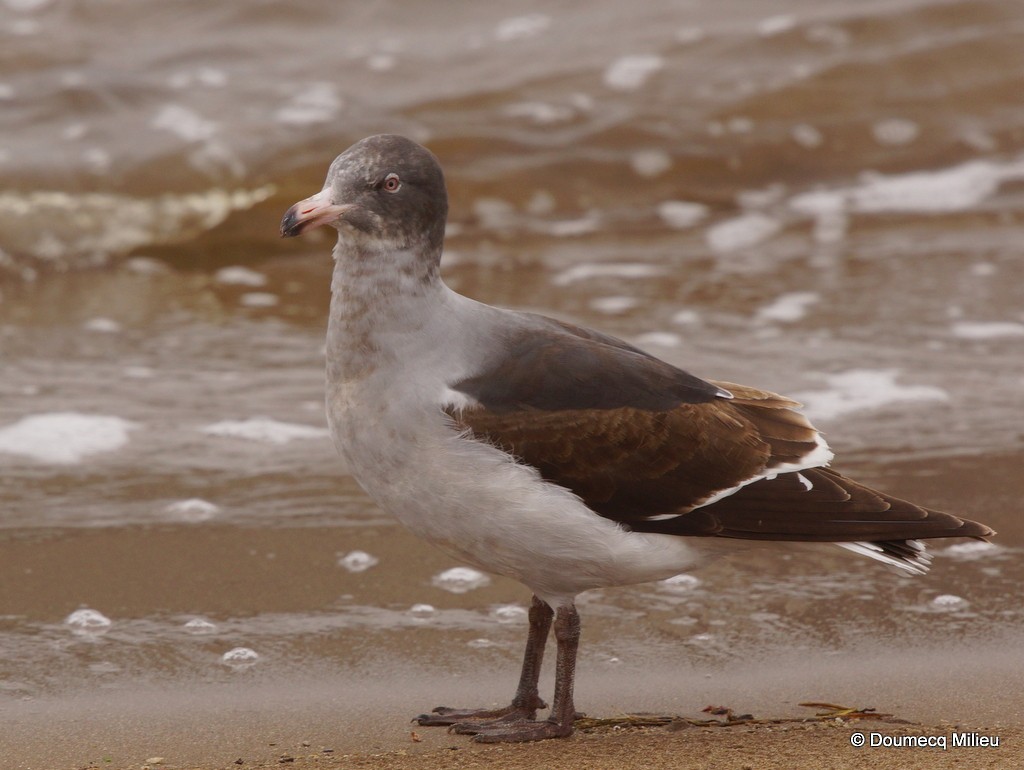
xmin=326 ymin=238 xmax=445 ymax=384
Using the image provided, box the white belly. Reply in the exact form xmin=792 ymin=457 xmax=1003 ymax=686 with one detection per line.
xmin=327 ymin=382 xmax=728 ymax=606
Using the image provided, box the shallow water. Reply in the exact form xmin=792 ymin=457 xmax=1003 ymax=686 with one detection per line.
xmin=1 ymin=0 xmax=1023 ymax=765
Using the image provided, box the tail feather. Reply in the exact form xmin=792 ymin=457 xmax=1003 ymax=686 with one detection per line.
xmin=631 ymin=467 xmax=995 ymax=569
xmin=838 ymin=538 xmax=932 ymax=575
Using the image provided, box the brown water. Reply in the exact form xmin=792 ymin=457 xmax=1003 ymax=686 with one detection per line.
xmin=1 ymin=0 xmax=1023 ymax=767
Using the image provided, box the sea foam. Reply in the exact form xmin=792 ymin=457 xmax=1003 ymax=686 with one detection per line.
xmin=200 ymin=417 xmax=330 ymax=444
xmin=793 ymin=369 xmax=949 ymax=421
xmin=0 ymin=412 xmax=137 ymax=464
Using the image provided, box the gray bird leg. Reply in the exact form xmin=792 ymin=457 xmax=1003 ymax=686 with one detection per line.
xmin=415 ymin=595 xmax=553 ymax=726
xmin=461 ymin=603 xmax=580 ymax=743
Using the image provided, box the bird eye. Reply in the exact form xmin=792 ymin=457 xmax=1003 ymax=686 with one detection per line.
xmin=382 ymin=173 xmax=401 ymax=193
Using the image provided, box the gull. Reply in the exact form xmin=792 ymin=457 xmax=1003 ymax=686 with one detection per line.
xmin=280 ymin=134 xmax=994 ymax=743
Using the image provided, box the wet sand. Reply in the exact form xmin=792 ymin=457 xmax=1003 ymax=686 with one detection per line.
xmin=5 ymin=654 xmax=1022 ymax=770
xmin=214 ymin=723 xmax=1024 ymax=770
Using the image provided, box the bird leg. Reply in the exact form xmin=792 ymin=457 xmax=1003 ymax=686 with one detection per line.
xmin=415 ymin=595 xmax=553 ymax=727
xmin=461 ymin=603 xmax=581 ymax=743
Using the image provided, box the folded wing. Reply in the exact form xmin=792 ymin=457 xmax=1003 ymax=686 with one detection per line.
xmin=446 ymin=315 xmax=992 ymax=573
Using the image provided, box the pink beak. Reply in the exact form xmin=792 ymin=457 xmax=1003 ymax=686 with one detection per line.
xmin=280 ymin=187 xmax=349 ymax=238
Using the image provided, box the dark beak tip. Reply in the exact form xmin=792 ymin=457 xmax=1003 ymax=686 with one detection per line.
xmin=280 ymin=208 xmax=301 ymax=238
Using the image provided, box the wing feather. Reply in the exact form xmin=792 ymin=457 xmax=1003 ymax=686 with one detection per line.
xmin=447 ymin=319 xmax=993 ymax=547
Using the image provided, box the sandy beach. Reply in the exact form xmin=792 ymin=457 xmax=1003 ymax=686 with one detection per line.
xmin=7 ymin=706 xmax=1020 ymax=770
xmin=216 ymin=723 xmax=1022 ymax=770
xmin=6 ymin=590 xmax=1023 ymax=770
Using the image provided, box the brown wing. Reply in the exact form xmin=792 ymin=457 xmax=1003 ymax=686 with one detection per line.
xmin=448 ymin=380 xmax=825 ymax=522
xmin=448 ymin=380 xmax=993 ymax=543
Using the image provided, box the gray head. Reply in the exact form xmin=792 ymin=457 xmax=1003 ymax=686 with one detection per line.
xmin=281 ymin=134 xmax=448 ymax=258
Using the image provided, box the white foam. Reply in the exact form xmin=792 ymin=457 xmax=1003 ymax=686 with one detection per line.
xmin=0 ymin=187 xmax=275 ymax=265
xmin=200 ymin=417 xmax=330 ymax=445
xmin=788 ymin=188 xmax=849 ymax=243
xmin=274 ymin=82 xmax=342 ymax=125
xmin=789 ymin=156 xmax=1024 ymax=219
xmin=791 ymin=123 xmax=824 ymax=148
xmin=164 ymin=498 xmax=220 ymax=522
xmin=495 ymin=13 xmax=550 ymax=41
xmin=756 ymin=291 xmax=820 ymax=323
xmin=215 ymin=266 xmax=266 ymax=287
xmin=221 ymin=647 xmax=259 ymax=667
xmin=124 ymin=257 xmax=171 ymax=275
xmin=491 ymin=605 xmax=527 ymax=624
xmin=789 ymin=189 xmax=845 ymax=217
xmin=569 ymin=92 xmax=594 ymax=112
xmin=338 ymin=550 xmax=379 ymax=573
xmin=150 ymin=104 xmax=218 ymax=143
xmin=793 ymin=369 xmax=949 ymax=421
xmin=758 ymin=15 xmax=796 ymax=37
xmin=525 ymin=191 xmax=556 ymax=216
xmin=671 ymin=309 xmax=701 ymax=326
xmin=66 ymin=608 xmax=112 ymax=635
xmin=408 ymin=603 xmax=436 ymax=619
xmin=551 ymin=262 xmax=664 ymax=286
xmin=83 ymin=317 xmax=121 ymax=333
xmin=633 ymin=331 xmax=682 ymax=348
xmin=931 ymin=594 xmax=968 ymax=610
xmin=432 ymin=566 xmax=490 ymax=594
xmin=939 ymin=541 xmax=1000 ymax=561
xmin=239 ymin=292 xmax=279 ymax=308
xmin=951 ymin=321 xmax=1024 ymax=340
xmin=168 ymin=67 xmax=228 ymax=89
xmin=727 ymin=116 xmax=755 ymax=134
xmin=184 ymin=618 xmax=217 ymax=634
xmin=603 ymin=54 xmax=664 ymax=91
xmin=872 ymin=118 xmax=920 ymax=146
xmin=504 ymin=101 xmax=575 ymax=125
xmin=631 ymin=150 xmax=672 ymax=178
xmin=473 ymin=197 xmax=516 ymax=229
xmin=589 ymin=296 xmax=638 ymax=314
xmin=0 ymin=413 xmax=137 ymax=464
xmin=856 ymin=163 xmax=1007 ymax=213
xmin=706 ymin=213 xmax=781 ymax=252
xmin=657 ymin=200 xmax=709 ymax=229
xmin=542 ymin=215 xmax=601 ymax=237
xmin=659 ymin=574 xmax=700 ymax=592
